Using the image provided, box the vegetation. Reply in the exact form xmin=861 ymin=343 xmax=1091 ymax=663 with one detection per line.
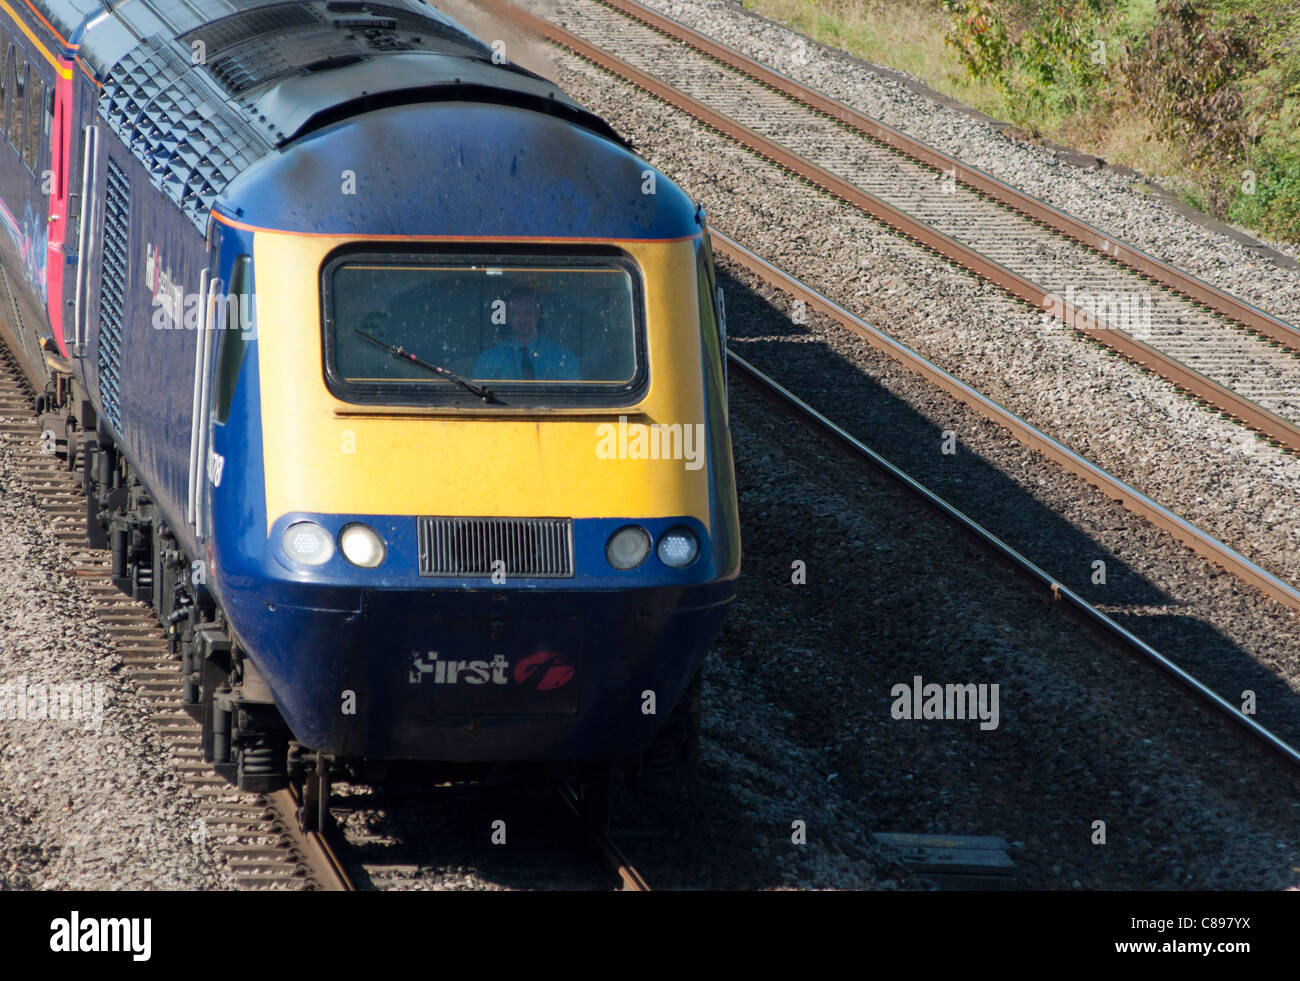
xmin=738 ymin=0 xmax=1300 ymax=245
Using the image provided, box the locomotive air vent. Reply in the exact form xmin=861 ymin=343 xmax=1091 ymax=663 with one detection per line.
xmin=330 ymin=16 xmax=398 ymax=30
xmin=97 ymin=160 xmax=130 ymax=436
xmin=418 ymin=517 xmax=575 ymax=579
xmin=99 ymin=36 xmax=267 ymax=230
xmin=177 ymin=2 xmax=489 ymax=97
xmin=180 ymin=4 xmax=325 ymax=59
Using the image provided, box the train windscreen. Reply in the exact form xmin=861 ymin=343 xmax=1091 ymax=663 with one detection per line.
xmin=322 ymin=251 xmax=646 ymax=406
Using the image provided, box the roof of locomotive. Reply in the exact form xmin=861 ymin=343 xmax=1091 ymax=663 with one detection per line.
xmin=34 ymin=0 xmax=624 ymax=229
xmin=217 ymin=98 xmax=701 ymax=239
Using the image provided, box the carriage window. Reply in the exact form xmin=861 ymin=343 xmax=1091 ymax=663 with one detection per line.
xmin=24 ymin=71 xmax=43 ymax=171
xmin=322 ymin=250 xmax=647 ymax=407
xmin=7 ymin=48 xmax=24 ymax=157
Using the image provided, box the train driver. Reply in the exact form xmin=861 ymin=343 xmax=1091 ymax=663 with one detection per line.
xmin=473 ymin=286 xmax=580 ymax=381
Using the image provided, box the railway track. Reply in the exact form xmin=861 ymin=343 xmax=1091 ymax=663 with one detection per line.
xmin=482 ymin=0 xmax=1300 ymax=455
xmin=0 ymin=346 xmax=350 ymax=890
xmin=727 ymin=342 xmax=1300 ymax=772
xmin=314 ymin=775 xmax=650 ymax=891
xmin=557 ymin=782 xmax=651 ymax=891
xmin=714 ymin=232 xmax=1300 ymax=615
xmin=0 ymin=341 xmax=646 ymax=890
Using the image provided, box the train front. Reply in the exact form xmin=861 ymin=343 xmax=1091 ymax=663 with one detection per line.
xmin=205 ymin=97 xmax=741 ymax=766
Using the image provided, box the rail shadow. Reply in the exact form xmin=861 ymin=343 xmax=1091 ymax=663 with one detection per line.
xmin=718 ymin=265 xmax=1172 ymax=608
xmin=717 ymin=263 xmax=1300 ymax=752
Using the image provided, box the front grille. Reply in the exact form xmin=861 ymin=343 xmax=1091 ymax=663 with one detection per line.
xmin=418 ymin=517 xmax=574 ymax=579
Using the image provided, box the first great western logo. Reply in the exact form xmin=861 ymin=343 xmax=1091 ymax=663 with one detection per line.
xmin=408 ymin=651 xmax=575 ymax=690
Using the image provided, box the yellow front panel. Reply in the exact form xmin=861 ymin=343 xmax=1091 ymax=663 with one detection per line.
xmin=253 ymin=232 xmax=711 ymax=528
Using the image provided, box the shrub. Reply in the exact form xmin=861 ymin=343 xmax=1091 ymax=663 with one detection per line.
xmin=1229 ymin=144 xmax=1300 ymax=242
xmin=1124 ymin=1 xmax=1260 ymax=165
xmin=942 ymin=0 xmax=1119 ymax=114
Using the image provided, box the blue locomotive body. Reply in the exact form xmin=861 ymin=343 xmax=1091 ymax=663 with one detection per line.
xmin=0 ymin=0 xmax=740 ymax=795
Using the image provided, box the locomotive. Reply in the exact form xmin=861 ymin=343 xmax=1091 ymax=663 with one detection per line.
xmin=0 ymin=0 xmax=740 ymax=825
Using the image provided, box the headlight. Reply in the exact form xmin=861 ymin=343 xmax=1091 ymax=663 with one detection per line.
xmin=657 ymin=527 xmax=699 ymax=568
xmin=339 ymin=523 xmax=386 ymax=568
xmin=606 ymin=525 xmax=651 ymax=570
xmin=282 ymin=521 xmax=334 ymax=566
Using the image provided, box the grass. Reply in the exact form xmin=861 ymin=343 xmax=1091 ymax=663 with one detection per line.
xmin=736 ymin=0 xmax=1300 ymax=245
xmin=737 ymin=0 xmax=1006 ymax=111
xmin=739 ymin=1 xmax=1187 ymax=182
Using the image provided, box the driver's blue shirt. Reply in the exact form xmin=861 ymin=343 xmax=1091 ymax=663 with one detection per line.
xmin=473 ymin=336 xmax=580 ymax=381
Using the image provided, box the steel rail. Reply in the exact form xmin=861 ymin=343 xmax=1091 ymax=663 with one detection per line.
xmin=728 ymin=350 xmax=1300 ymax=772
xmin=479 ymin=0 xmax=1300 ymax=455
xmin=557 ymin=784 xmax=651 ymax=891
xmin=275 ymin=784 xmax=355 ymax=892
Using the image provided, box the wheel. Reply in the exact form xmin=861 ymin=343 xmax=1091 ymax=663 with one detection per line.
xmin=637 ymin=668 xmax=701 ymax=792
xmin=65 ymin=417 xmax=77 ymax=471
xmin=298 ymin=755 xmax=329 ymax=832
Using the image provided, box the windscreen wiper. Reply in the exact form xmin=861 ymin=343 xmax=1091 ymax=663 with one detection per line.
xmin=354 ymin=330 xmax=502 ymax=404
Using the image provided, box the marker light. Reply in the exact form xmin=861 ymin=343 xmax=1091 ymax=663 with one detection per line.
xmin=657 ymin=527 xmax=700 ymax=568
xmin=339 ymin=523 xmax=386 ymax=568
xmin=283 ymin=521 xmax=334 ymax=566
xmin=606 ymin=525 xmax=651 ymax=570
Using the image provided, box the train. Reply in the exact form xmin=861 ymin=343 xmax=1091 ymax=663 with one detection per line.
xmin=0 ymin=0 xmax=740 ymax=827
